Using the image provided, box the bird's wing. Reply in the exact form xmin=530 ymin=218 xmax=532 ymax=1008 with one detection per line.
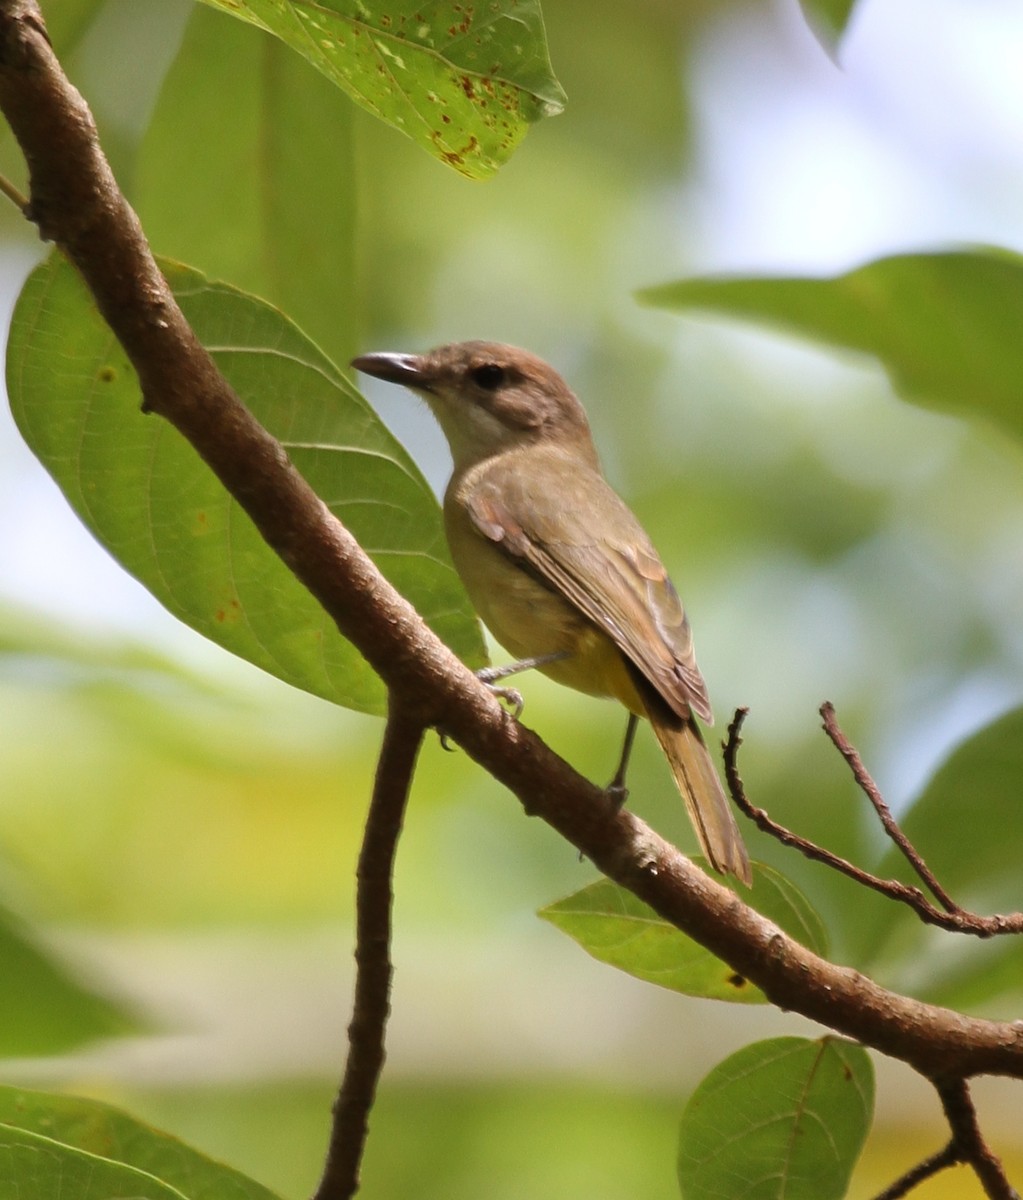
xmin=463 ymin=454 xmax=713 ymax=723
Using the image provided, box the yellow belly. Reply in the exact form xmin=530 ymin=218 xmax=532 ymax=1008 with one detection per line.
xmin=446 ymin=503 xmax=645 ymax=716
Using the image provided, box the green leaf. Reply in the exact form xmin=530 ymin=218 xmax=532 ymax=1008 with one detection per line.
xmin=859 ymin=706 xmax=1023 ymax=1005
xmin=196 ymin=0 xmax=566 ymax=180
xmin=135 ymin=5 xmax=358 ymax=370
xmin=0 ymin=1085 xmax=282 ymax=1200
xmin=0 ymin=904 xmax=135 ymax=1057
xmin=798 ymin=0 xmax=859 ymax=53
xmin=538 ymin=864 xmax=827 ymax=1004
xmin=6 ymin=252 xmax=486 ymax=715
xmin=640 ymin=248 xmax=1023 ymax=444
xmin=677 ymin=1037 xmax=874 ymax=1200
xmin=0 ymin=1127 xmax=185 ymax=1200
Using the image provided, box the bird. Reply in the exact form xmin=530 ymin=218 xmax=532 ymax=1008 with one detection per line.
xmin=352 ymin=341 xmax=751 ymax=885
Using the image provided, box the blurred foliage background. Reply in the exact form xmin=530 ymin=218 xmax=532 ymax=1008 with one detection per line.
xmin=2 ymin=0 xmax=1023 ymax=1196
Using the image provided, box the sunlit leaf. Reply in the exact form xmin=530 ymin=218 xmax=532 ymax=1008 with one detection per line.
xmin=136 ymin=5 xmax=358 ymax=370
xmin=0 ymin=904 xmax=135 ymax=1057
xmin=640 ymin=249 xmax=1023 ymax=444
xmin=197 ymin=0 xmax=566 ymax=180
xmin=7 ymin=253 xmax=486 ymax=716
xmin=677 ymin=1037 xmax=874 ymax=1200
xmin=0 ymin=1085 xmax=282 ymax=1200
xmin=539 ymin=863 xmax=826 ymax=1004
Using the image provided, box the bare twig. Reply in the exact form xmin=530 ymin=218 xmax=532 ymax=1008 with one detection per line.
xmin=871 ymin=1080 xmax=1019 ymax=1200
xmin=871 ymin=1140 xmax=960 ymax=1200
xmin=820 ymin=701 xmax=958 ymax=911
xmin=313 ymin=701 xmax=425 ymax=1200
xmin=723 ymin=708 xmax=1023 ymax=938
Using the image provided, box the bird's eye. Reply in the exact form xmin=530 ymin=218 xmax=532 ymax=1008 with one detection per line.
xmin=470 ymin=363 xmax=506 ymax=390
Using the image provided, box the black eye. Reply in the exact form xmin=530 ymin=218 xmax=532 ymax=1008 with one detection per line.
xmin=470 ymin=363 xmax=506 ymax=390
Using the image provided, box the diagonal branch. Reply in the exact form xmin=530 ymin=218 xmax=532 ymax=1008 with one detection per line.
xmin=1 ymin=0 xmax=1023 ymax=1101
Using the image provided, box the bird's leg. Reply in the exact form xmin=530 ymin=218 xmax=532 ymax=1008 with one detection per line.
xmin=475 ymin=651 xmax=570 ymax=720
xmin=438 ymin=651 xmax=572 ymax=750
xmin=606 ymin=712 xmax=640 ymax=810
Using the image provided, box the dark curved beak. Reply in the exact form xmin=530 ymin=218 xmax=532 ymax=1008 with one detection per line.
xmin=351 ymin=351 xmax=432 ymax=391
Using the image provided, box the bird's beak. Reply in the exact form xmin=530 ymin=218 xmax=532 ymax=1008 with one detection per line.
xmin=351 ymin=351 xmax=433 ymax=392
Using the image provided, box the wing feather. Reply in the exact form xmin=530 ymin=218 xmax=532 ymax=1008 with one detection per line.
xmin=463 ymin=452 xmax=713 ymax=723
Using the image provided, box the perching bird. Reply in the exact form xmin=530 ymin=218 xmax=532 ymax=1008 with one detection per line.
xmin=352 ymin=342 xmax=751 ymax=885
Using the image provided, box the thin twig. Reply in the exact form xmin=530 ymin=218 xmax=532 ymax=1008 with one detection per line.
xmin=820 ymin=702 xmax=958 ymax=911
xmin=871 ymin=1141 xmax=960 ymax=1200
xmin=723 ymin=708 xmax=1023 ymax=938
xmin=312 ymin=700 xmax=425 ymax=1200
xmin=937 ymin=1078 xmax=1020 ymax=1200
xmin=0 ymin=168 xmax=27 ymax=210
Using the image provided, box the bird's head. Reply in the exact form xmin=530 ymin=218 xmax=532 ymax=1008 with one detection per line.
xmin=352 ymin=341 xmax=596 ymax=469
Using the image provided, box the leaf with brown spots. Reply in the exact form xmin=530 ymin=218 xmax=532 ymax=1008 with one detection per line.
xmin=198 ymin=0 xmax=566 ymax=179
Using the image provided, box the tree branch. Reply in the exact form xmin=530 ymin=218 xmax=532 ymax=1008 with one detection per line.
xmin=313 ymin=700 xmax=424 ymax=1200
xmin=870 ymin=1082 xmax=1019 ymax=1199
xmin=2 ymin=0 xmax=1022 ymax=1131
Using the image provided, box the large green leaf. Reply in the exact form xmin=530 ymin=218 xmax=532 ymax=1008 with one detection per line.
xmin=640 ymin=248 xmax=1023 ymax=444
xmin=196 ymin=0 xmax=565 ymax=180
xmin=677 ymin=1037 xmax=874 ymax=1200
xmin=6 ymin=253 xmax=486 ymax=715
xmin=539 ymin=864 xmax=827 ymax=1004
xmin=135 ymin=5 xmax=358 ymax=371
xmin=0 ymin=1086 xmax=282 ymax=1200
xmin=0 ymin=903 xmax=135 ymax=1057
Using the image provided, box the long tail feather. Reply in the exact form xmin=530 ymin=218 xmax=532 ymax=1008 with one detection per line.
xmin=644 ymin=705 xmax=752 ymax=886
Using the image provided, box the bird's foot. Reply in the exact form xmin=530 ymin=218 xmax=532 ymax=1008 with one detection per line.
xmin=480 ymin=680 xmax=524 ymax=720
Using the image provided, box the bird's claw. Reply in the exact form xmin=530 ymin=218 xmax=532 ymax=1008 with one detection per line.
xmin=486 ymin=684 xmax=524 ymax=720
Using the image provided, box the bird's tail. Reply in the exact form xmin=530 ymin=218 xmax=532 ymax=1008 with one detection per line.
xmin=644 ymin=705 xmax=752 ymax=886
